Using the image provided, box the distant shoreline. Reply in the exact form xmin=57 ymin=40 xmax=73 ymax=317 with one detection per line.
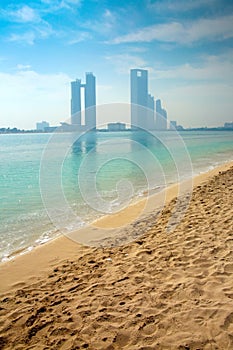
xmin=1 ymin=127 xmax=233 ymax=134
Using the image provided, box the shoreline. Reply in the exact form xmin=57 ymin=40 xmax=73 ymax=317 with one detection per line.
xmin=1 ymin=157 xmax=232 ymax=263
xmin=0 ymin=160 xmax=233 ymax=349
xmin=0 ymin=159 xmax=233 ymax=294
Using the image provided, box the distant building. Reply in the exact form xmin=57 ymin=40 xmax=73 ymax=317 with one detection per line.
xmin=130 ymin=69 xmax=148 ymax=130
xmin=85 ymin=72 xmax=96 ymax=130
xmin=36 ymin=121 xmax=50 ymax=131
xmin=176 ymin=124 xmax=184 ymax=131
xmin=130 ymin=69 xmax=156 ymax=130
xmin=107 ymin=122 xmax=126 ymax=131
xmin=155 ymin=99 xmax=167 ymax=130
xmin=44 ymin=126 xmax=57 ymax=132
xmin=224 ymin=122 xmax=233 ymax=129
xmin=71 ymin=79 xmax=81 ymax=125
xmin=170 ymin=120 xmax=177 ymax=130
xmin=147 ymin=94 xmax=155 ymax=130
xmin=71 ymin=72 xmax=96 ymax=131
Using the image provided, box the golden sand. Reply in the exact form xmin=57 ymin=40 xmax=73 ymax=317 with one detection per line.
xmin=0 ymin=161 xmax=233 ymax=349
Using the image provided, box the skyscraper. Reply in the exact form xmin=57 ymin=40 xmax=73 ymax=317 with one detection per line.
xmin=130 ymin=69 xmax=148 ymax=129
xmin=155 ymin=99 xmax=167 ymax=130
xmin=71 ymin=79 xmax=81 ymax=126
xmin=147 ymin=94 xmax=155 ymax=130
xmin=130 ymin=69 xmax=156 ymax=130
xmin=85 ymin=72 xmax=96 ymax=130
xmin=70 ymin=72 xmax=96 ymax=130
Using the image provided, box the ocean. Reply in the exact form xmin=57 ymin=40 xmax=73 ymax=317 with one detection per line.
xmin=0 ymin=130 xmax=233 ymax=261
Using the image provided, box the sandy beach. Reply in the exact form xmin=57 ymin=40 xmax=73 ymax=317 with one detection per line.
xmin=0 ymin=161 xmax=233 ymax=349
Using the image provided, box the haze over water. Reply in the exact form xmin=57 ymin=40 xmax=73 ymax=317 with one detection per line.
xmin=0 ymin=130 xmax=233 ymax=261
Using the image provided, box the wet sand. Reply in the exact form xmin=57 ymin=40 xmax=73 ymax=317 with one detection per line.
xmin=0 ymin=161 xmax=233 ymax=349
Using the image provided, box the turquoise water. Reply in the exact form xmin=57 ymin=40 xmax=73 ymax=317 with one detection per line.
xmin=0 ymin=130 xmax=232 ymax=261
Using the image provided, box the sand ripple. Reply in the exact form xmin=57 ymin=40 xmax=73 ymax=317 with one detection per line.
xmin=0 ymin=166 xmax=233 ymax=349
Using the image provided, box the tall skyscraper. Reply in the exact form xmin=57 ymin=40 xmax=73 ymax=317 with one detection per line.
xmin=155 ymin=99 xmax=167 ymax=130
xmin=130 ymin=69 xmax=156 ymax=130
xmin=85 ymin=72 xmax=96 ymax=130
xmin=70 ymin=72 xmax=96 ymax=130
xmin=71 ymin=79 xmax=81 ymax=126
xmin=130 ymin=69 xmax=148 ymax=129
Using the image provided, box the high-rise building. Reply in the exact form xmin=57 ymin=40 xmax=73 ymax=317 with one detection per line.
xmin=147 ymin=94 xmax=155 ymax=130
xmin=70 ymin=72 xmax=96 ymax=130
xmin=85 ymin=72 xmax=96 ymax=130
xmin=130 ymin=69 xmax=156 ymax=130
xmin=71 ymin=79 xmax=81 ymax=125
xmin=155 ymin=99 xmax=167 ymax=130
xmin=130 ymin=69 xmax=148 ymax=129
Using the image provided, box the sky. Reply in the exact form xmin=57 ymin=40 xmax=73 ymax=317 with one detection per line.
xmin=0 ymin=0 xmax=233 ymax=129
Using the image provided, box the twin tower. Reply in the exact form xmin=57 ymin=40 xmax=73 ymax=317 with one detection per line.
xmin=71 ymin=69 xmax=167 ymax=131
xmin=71 ymin=72 xmax=96 ymax=130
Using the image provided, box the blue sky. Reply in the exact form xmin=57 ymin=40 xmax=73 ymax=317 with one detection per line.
xmin=0 ymin=0 xmax=233 ymax=128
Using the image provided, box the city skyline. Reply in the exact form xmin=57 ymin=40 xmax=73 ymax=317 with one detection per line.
xmin=0 ymin=0 xmax=233 ymax=129
xmin=70 ymin=68 xmax=168 ymax=131
xmin=130 ymin=68 xmax=167 ymax=131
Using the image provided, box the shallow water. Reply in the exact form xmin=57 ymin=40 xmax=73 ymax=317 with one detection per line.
xmin=0 ymin=130 xmax=232 ymax=261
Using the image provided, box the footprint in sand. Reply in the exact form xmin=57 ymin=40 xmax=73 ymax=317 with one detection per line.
xmin=113 ymin=331 xmax=130 ymax=347
xmin=140 ymin=323 xmax=157 ymax=336
xmin=224 ymin=263 xmax=233 ymax=274
xmin=222 ymin=312 xmax=233 ymax=332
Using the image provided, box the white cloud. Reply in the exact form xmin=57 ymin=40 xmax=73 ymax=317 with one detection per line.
xmin=7 ymin=20 xmax=54 ymax=45
xmin=16 ymin=64 xmax=31 ymax=70
xmin=34 ymin=21 xmax=54 ymax=39
xmin=8 ymin=32 xmax=36 ymax=45
xmin=1 ymin=2 xmax=56 ymax=45
xmin=41 ymin=0 xmax=82 ymax=11
xmin=124 ymin=46 xmax=148 ymax=53
xmin=62 ymin=0 xmax=81 ymax=4
xmin=2 ymin=1 xmax=83 ymax=45
xmin=147 ymin=0 xmax=219 ymax=13
xmin=3 ymin=5 xmax=41 ymax=23
xmin=59 ymin=0 xmax=82 ymax=10
xmin=112 ymin=14 xmax=233 ymax=45
xmin=67 ymin=31 xmax=92 ymax=45
xmin=15 ymin=5 xmax=39 ymax=22
xmin=0 ymin=70 xmax=71 ymax=129
xmin=82 ymin=8 xmax=117 ymax=36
